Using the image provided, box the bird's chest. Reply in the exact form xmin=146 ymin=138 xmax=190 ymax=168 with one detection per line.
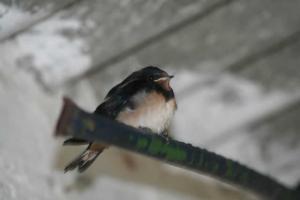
xmin=116 ymin=91 xmax=176 ymax=134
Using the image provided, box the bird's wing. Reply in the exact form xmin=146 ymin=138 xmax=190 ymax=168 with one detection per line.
xmin=94 ymin=79 xmax=146 ymax=119
xmin=104 ymin=72 xmax=140 ymax=100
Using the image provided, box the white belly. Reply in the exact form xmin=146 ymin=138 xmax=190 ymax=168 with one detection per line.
xmin=117 ymin=90 xmax=176 ymax=134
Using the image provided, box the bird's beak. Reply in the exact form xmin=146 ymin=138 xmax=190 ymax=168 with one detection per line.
xmin=154 ymin=75 xmax=174 ymax=82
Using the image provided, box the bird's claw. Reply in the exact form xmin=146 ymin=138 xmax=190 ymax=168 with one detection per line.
xmin=139 ymin=127 xmax=171 ymax=143
xmin=161 ymin=133 xmax=171 ymax=143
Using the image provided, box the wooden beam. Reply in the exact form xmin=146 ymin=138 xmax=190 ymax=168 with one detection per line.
xmin=90 ymin=0 xmax=300 ymax=74
xmin=232 ymin=38 xmax=300 ymax=91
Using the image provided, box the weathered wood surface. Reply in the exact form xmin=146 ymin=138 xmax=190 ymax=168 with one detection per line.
xmin=87 ymin=0 xmax=300 ymax=72
xmin=234 ymin=39 xmax=300 ymax=91
xmin=0 ymin=0 xmax=77 ymax=40
xmin=86 ymin=0 xmax=300 ymax=97
xmin=0 ymin=0 xmax=227 ymax=87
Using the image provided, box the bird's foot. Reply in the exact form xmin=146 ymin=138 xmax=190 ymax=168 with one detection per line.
xmin=161 ymin=132 xmax=171 ymax=143
xmin=139 ymin=127 xmax=171 ymax=143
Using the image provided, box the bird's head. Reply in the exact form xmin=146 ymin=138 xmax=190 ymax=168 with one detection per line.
xmin=137 ymin=66 xmax=174 ymax=90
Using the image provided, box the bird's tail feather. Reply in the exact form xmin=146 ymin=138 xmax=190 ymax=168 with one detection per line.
xmin=64 ymin=148 xmax=102 ymax=173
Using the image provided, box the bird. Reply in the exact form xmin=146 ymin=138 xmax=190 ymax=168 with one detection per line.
xmin=63 ymin=66 xmax=177 ymax=172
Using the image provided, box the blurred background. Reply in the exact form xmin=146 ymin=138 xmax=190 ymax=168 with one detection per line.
xmin=0 ymin=0 xmax=300 ymax=199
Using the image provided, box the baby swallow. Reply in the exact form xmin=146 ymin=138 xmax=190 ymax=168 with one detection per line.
xmin=64 ymin=66 xmax=177 ymax=172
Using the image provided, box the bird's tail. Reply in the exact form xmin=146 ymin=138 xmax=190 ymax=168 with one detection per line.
xmin=64 ymin=147 xmax=103 ymax=173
